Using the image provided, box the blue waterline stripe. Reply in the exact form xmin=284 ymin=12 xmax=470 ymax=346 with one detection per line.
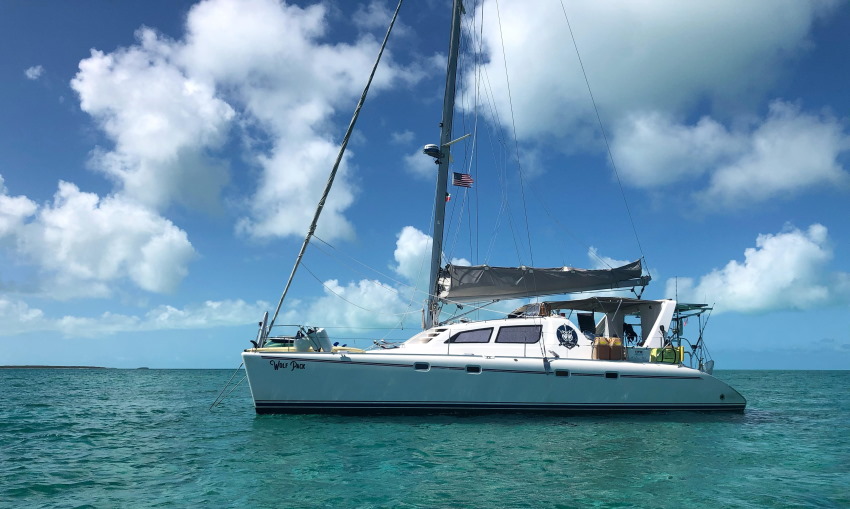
xmin=254 ymin=401 xmax=744 ymax=412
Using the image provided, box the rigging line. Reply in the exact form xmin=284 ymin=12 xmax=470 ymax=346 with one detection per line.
xmin=473 ymin=0 xmax=484 ymax=268
xmin=483 ymin=130 xmax=510 ymax=262
xmin=299 ymin=262 xmax=422 ymax=319
xmin=221 ymin=375 xmax=247 ymax=402
xmin=559 ymin=0 xmax=646 ymax=263
xmin=446 ymin=188 xmax=471 ymax=262
xmin=494 ymin=0 xmax=535 ymax=268
xmin=467 ymin=183 xmax=474 ymax=268
xmin=312 ymin=335 xmax=404 ymax=341
xmin=408 ymin=152 xmax=442 ymax=321
xmin=443 ymin=13 xmax=474 ymax=272
xmin=471 ymin=40 xmax=512 ymax=264
xmin=456 ymin=16 xmax=478 ymax=266
xmin=400 ymin=240 xmax=430 ymax=328
xmin=447 ymin=12 xmax=481 ymax=269
xmin=460 ymin=11 xmax=480 ymax=166
xmin=444 ymin=187 xmax=458 ymax=260
xmin=479 ymin=61 xmax=524 ymax=266
xmin=443 ymin=300 xmax=500 ymax=323
xmin=494 ymin=0 xmax=537 ymax=304
xmin=477 ymin=89 xmax=521 ymax=266
xmin=282 ymin=326 xmax=412 ymax=331
xmin=440 ymin=298 xmax=515 ymax=319
xmin=266 ymin=0 xmax=406 ymax=335
xmin=523 ymin=176 xmax=614 ymax=268
xmin=209 ymin=362 xmax=243 ymax=411
xmin=293 ymin=258 xmax=441 ymax=338
xmin=695 ymin=305 xmax=714 ymax=362
xmin=310 ymin=235 xmax=427 ymax=300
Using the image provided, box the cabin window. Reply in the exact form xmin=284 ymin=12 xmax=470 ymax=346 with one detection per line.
xmin=495 ymin=325 xmax=542 ymax=344
xmin=447 ymin=328 xmax=493 ymax=343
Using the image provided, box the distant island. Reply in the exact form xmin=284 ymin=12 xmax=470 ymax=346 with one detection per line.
xmin=0 ymin=365 xmax=113 ymax=369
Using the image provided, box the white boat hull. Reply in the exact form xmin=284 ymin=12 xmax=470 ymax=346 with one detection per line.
xmin=242 ymin=350 xmax=746 ymax=414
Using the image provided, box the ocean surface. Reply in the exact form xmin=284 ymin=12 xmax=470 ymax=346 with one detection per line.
xmin=1 ymin=369 xmax=847 ymax=508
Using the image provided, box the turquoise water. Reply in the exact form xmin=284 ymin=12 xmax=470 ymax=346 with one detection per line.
xmin=1 ymin=369 xmax=847 ymax=508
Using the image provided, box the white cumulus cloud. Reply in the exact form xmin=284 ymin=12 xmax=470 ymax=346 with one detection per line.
xmin=613 ymin=101 xmax=850 ymax=206
xmin=70 ymin=0 xmax=420 ymax=240
xmin=0 ymin=176 xmax=38 ymax=239
xmin=611 ymin=113 xmax=744 ymax=188
xmin=0 ymin=297 xmax=267 ymax=337
xmin=464 ymin=0 xmax=847 ymax=208
xmin=71 ymin=28 xmax=235 ymax=212
xmin=1 ymin=178 xmax=196 ymax=298
xmin=667 ymin=224 xmax=849 ymax=313
xmin=177 ymin=0 xmax=418 ymax=241
xmin=24 ymin=65 xmax=44 ymax=80
xmin=393 ymin=226 xmax=432 ymax=282
xmin=702 ymin=102 xmax=850 ymax=206
xmin=468 ymin=0 xmax=840 ymax=143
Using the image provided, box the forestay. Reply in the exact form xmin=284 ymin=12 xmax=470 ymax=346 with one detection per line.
xmin=438 ymin=260 xmax=649 ymax=302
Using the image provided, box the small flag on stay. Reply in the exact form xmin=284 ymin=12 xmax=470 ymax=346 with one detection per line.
xmin=452 ymin=172 xmax=473 ymax=187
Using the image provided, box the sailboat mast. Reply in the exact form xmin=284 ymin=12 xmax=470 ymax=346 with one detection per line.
xmin=425 ymin=0 xmax=464 ymax=330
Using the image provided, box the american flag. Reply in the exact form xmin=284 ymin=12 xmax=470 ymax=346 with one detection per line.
xmin=452 ymin=172 xmax=474 ymax=187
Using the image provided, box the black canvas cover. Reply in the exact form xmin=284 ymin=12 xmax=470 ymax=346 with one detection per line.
xmin=439 ymin=260 xmax=648 ymax=302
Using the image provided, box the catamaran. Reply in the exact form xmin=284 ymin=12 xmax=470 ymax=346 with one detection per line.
xmin=239 ymin=0 xmax=746 ymax=414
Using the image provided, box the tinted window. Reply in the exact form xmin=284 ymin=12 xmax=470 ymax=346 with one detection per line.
xmin=495 ymin=325 xmax=542 ymax=344
xmin=448 ymin=328 xmax=493 ymax=343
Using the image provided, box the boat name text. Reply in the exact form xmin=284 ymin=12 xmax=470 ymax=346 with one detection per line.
xmin=269 ymin=360 xmax=307 ymax=371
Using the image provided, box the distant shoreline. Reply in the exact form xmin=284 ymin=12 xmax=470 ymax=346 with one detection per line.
xmin=0 ymin=365 xmax=113 ymax=369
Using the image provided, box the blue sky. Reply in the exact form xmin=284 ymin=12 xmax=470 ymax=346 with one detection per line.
xmin=1 ymin=0 xmax=848 ymax=369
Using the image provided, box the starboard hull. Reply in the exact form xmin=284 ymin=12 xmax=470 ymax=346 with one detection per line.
xmin=242 ymin=350 xmax=746 ymax=414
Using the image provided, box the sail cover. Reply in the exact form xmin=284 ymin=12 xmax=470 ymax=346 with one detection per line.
xmin=438 ymin=260 xmax=649 ymax=302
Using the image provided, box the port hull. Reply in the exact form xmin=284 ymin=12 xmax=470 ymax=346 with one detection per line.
xmin=242 ymin=351 xmax=746 ymax=414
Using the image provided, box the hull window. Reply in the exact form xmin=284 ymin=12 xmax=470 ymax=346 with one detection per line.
xmin=447 ymin=328 xmax=493 ymax=343
xmin=495 ymin=325 xmax=542 ymax=344
xmin=605 ymin=372 xmax=619 ymax=379
xmin=466 ymin=365 xmax=482 ymax=374
xmin=414 ymin=362 xmax=430 ymax=371
xmin=555 ymin=370 xmax=570 ymax=377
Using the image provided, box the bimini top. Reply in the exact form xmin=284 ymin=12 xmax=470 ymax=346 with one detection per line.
xmin=438 ymin=260 xmax=650 ymax=303
xmin=510 ymin=297 xmax=710 ymax=318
